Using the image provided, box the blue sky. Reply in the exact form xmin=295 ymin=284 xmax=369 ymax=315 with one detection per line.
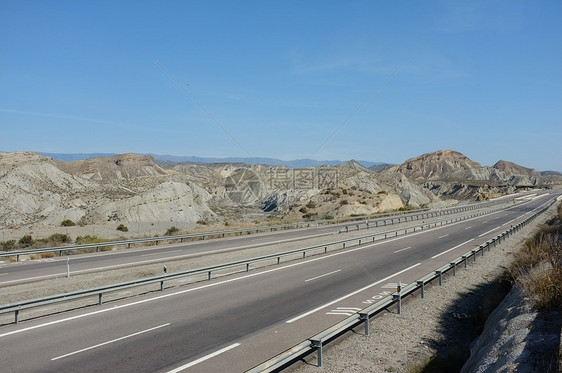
xmin=1 ymin=1 xmax=561 ymax=170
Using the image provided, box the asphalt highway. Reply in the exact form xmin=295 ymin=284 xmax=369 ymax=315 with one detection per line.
xmin=0 ymin=199 xmax=512 ymax=285
xmin=0 ymin=190 xmax=559 ymax=372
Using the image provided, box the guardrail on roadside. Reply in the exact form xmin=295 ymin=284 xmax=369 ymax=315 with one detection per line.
xmin=0 ymin=197 xmax=514 ymax=262
xmin=0 ymin=200 xmax=521 ymax=325
xmin=1 ymin=209 xmax=433 ymax=262
xmin=244 ymin=199 xmax=555 ymax=372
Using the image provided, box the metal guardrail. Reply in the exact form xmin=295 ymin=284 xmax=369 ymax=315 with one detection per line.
xmin=0 ymin=202 xmax=512 ymax=325
xmin=245 ymin=198 xmax=555 ymax=372
xmin=0 ymin=197 xmax=513 ymax=261
xmin=1 ymin=209 xmax=434 ymax=261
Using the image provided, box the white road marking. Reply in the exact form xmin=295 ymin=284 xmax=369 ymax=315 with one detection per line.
xmin=438 ymin=234 xmax=449 ymax=239
xmin=51 ymin=323 xmax=170 ymax=361
xmin=431 ymin=238 xmax=475 ymax=259
xmin=305 ymin=270 xmax=341 ymax=282
xmin=285 ymin=263 xmax=421 ymax=323
xmin=465 ymin=226 xmax=472 ymax=230
xmin=141 ymin=250 xmax=182 ymax=257
xmin=327 ymin=307 xmax=363 ymax=316
xmin=481 ymin=221 xmax=488 ymax=224
xmin=0 ymin=204 xmax=527 ymax=337
xmin=478 ymin=226 xmax=501 ymax=237
xmin=166 ymin=343 xmax=240 ymax=372
xmin=394 ymin=246 xmax=412 ymax=253
xmin=502 ymin=219 xmax=516 ymax=226
xmin=381 ymin=282 xmax=407 ymax=289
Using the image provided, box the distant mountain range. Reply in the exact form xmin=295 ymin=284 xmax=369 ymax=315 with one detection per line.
xmin=40 ymin=152 xmax=387 ymax=169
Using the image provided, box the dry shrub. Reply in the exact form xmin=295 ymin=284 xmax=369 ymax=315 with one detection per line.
xmin=40 ymin=252 xmax=55 ymax=259
xmin=510 ymin=234 xmax=562 ymax=310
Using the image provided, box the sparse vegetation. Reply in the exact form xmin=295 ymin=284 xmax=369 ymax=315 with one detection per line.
xmin=18 ymin=235 xmax=34 ymax=248
xmin=196 ymin=219 xmax=208 ymax=225
xmin=509 ymin=207 xmax=562 ymax=310
xmin=165 ymin=226 xmax=180 ymax=236
xmin=60 ymin=219 xmax=76 ymax=227
xmin=306 ymin=201 xmax=316 ymax=209
xmin=340 ymin=199 xmax=349 ymax=205
xmin=116 ymin=224 xmax=129 ymax=232
xmin=1 ymin=240 xmax=16 ymax=251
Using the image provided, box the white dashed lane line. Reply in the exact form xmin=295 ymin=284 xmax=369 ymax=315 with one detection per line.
xmin=305 ymin=270 xmax=341 ymax=283
xmin=394 ymin=247 xmax=412 ymax=253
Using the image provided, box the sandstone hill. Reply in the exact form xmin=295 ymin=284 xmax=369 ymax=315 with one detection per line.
xmin=0 ymin=150 xmax=557 ymax=234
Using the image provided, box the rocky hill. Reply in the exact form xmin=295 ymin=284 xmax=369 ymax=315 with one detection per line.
xmin=388 ymin=150 xmax=481 ymax=181
xmin=0 ymin=150 xmax=556 ymax=232
xmin=384 ymin=150 xmax=553 ymax=201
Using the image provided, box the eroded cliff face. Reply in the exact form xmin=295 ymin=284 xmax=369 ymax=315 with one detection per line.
xmin=0 ymin=150 xmax=555 ymax=229
xmin=461 ymin=287 xmax=561 ymax=373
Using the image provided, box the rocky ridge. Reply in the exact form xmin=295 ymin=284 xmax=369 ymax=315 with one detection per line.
xmin=0 ymin=150 xmax=559 ymax=234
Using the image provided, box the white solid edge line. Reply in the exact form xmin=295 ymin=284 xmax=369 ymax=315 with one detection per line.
xmin=431 ymin=238 xmax=475 ymax=259
xmin=285 ymin=262 xmax=421 ymax=324
xmin=141 ymin=250 xmax=183 ymax=257
xmin=51 ymin=323 xmax=170 ymax=361
xmin=438 ymin=234 xmax=449 ymax=238
xmin=166 ymin=343 xmax=240 ymax=373
xmin=305 ymin=270 xmax=341 ymax=282
xmin=478 ymin=226 xmax=501 ymax=238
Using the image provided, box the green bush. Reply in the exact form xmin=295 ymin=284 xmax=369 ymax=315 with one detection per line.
xmin=48 ymin=233 xmax=71 ymax=244
xmin=18 ymin=235 xmax=34 ymax=247
xmin=165 ymin=226 xmax=180 ymax=236
xmin=60 ymin=219 xmax=76 ymax=227
xmin=1 ymin=240 xmax=16 ymax=251
xmin=116 ymin=224 xmax=128 ymax=232
xmin=340 ymin=199 xmax=349 ymax=205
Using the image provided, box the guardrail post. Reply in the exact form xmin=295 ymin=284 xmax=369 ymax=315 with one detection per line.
xmin=160 ymin=281 xmax=164 ymax=291
xmin=343 ymin=243 xmax=346 ymax=249
xmin=451 ymin=262 xmax=456 ymax=276
xmin=472 ymin=250 xmax=477 ymax=262
xmin=417 ymin=280 xmax=425 ymax=298
xmin=277 ymin=257 xmax=280 ymax=264
xmin=324 ymin=246 xmax=328 ymax=254
xmin=394 ymin=281 xmax=402 ymax=314
xmin=360 ymin=313 xmax=369 ymax=335
xmin=15 ymin=310 xmax=19 ymax=324
xmin=481 ymin=246 xmax=485 ymax=257
xmin=17 ymin=254 xmax=20 ymax=262
xmin=302 ymin=252 xmax=306 ymax=259
xmin=311 ymin=340 xmax=323 ymax=367
xmin=208 ymin=271 xmax=211 ymax=280
xmin=493 ymin=238 xmax=497 ymax=247
xmin=246 ymin=263 xmax=250 ymax=271
xmin=98 ymin=293 xmax=103 ymax=305
xmin=359 ymin=239 xmax=362 ymax=245
xmin=436 ymin=271 xmax=443 ymax=286
xmin=462 ymin=255 xmax=468 ymax=268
